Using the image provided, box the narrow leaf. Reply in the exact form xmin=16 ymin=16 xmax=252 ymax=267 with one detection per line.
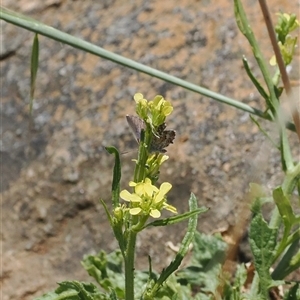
xmin=0 ymin=7 xmax=271 ymax=121
xmin=273 ymin=187 xmax=297 ymax=227
xmin=250 ymin=115 xmax=278 ymax=149
xmin=99 ymin=199 xmax=113 ymax=225
xmin=279 ymin=127 xmax=294 ymax=172
xmin=30 ymin=33 xmax=39 ymax=115
xmin=146 ymin=193 xmax=199 ymax=297
xmin=234 ymin=0 xmax=282 ymax=123
xmin=272 ymin=240 xmax=300 ymax=279
xmin=242 ymin=56 xmax=270 ymax=103
xmin=177 ymin=232 xmax=227 ymax=293
xmin=284 ymin=283 xmax=300 ymax=300
xmin=105 ymin=146 xmax=121 ymax=208
xmin=145 ymin=207 xmax=208 ymax=228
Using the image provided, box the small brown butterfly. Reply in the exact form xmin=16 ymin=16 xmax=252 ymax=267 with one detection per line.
xmin=126 ymin=115 xmax=175 ymax=153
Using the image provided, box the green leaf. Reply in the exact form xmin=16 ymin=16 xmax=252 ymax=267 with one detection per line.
xmin=234 ymin=0 xmax=283 ymax=127
xmin=249 ymin=116 xmax=278 ymax=149
xmin=34 ymin=281 xmax=109 ymax=300
xmin=232 ymin=264 xmax=247 ymax=296
xmin=145 ymin=206 xmax=208 ymax=228
xmin=279 ymin=128 xmax=294 ymax=172
xmin=177 ymin=231 xmax=227 ymax=293
xmin=249 ymin=208 xmax=278 ymax=297
xmin=242 ymin=57 xmax=269 ymax=103
xmin=145 ymin=193 xmax=199 ymax=298
xmin=234 ymin=0 xmax=247 ymax=35
xmin=191 ymin=232 xmax=227 ymax=267
xmin=99 ymin=199 xmax=113 ymax=226
xmin=34 ymin=292 xmax=74 ymax=300
xmin=56 ymin=281 xmax=106 ymax=300
xmin=108 ymin=290 xmax=118 ymax=300
xmin=272 ymin=239 xmax=300 ymax=280
xmin=81 ymin=251 xmax=107 ymax=285
xmin=81 ymin=250 xmax=125 ymax=299
xmin=30 ymin=33 xmax=39 ymax=115
xmin=273 ymin=187 xmax=297 ymax=227
xmin=284 ymin=283 xmax=300 ymax=300
xmin=105 ymin=146 xmax=121 ymax=208
xmin=140 ymin=271 xmax=192 ymax=300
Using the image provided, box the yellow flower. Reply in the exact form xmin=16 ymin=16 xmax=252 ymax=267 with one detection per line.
xmin=145 ymin=154 xmax=169 ymax=182
xmin=134 ymin=93 xmax=144 ymax=102
xmin=149 ymin=95 xmax=173 ymax=126
xmin=134 ymin=93 xmax=148 ymax=119
xmin=120 ymin=178 xmax=176 ymax=218
xmin=270 ymin=37 xmax=297 ymax=66
xmin=132 ymin=93 xmax=174 ymax=127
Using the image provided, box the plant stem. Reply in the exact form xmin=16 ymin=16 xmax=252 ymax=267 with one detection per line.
xmin=235 ymin=0 xmax=279 ymax=116
xmin=282 ymin=162 xmax=300 ymax=194
xmin=235 ymin=0 xmax=297 ymax=174
xmin=124 ymin=228 xmax=137 ymax=300
xmin=0 ymin=6 xmax=286 ymax=125
xmin=124 ymin=125 xmax=152 ymax=299
xmin=133 ymin=126 xmax=152 ymax=183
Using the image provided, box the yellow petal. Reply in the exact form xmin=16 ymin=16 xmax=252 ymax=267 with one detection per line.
xmin=269 ymin=55 xmax=277 ymax=66
xmin=144 ymin=178 xmax=152 ymax=184
xmin=162 ymin=103 xmax=173 ymax=116
xmin=160 ymin=182 xmax=172 ymax=194
xmin=120 ymin=190 xmax=141 ymax=202
xmin=152 ymin=95 xmax=163 ymax=106
xmin=164 ymin=203 xmax=177 ymax=214
xmin=120 ymin=190 xmax=131 ymax=201
xmin=159 ymin=155 xmax=169 ymax=164
xmin=283 ymin=13 xmax=290 ymax=21
xmin=134 ymin=93 xmax=144 ymax=103
xmin=130 ymin=207 xmax=142 ymax=215
xmin=154 ymin=182 xmax=172 ymax=203
xmin=150 ymin=209 xmax=161 ymax=218
xmin=135 ymin=180 xmax=158 ymax=196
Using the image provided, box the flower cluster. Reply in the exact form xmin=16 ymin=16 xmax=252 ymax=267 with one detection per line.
xmin=145 ymin=153 xmax=169 ymax=183
xmin=120 ymin=178 xmax=177 ymax=218
xmin=134 ymin=93 xmax=173 ymax=127
xmin=270 ymin=13 xmax=299 ymax=66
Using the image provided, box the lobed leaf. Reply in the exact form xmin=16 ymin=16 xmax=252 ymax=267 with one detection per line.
xmin=105 ymin=146 xmax=121 ymax=208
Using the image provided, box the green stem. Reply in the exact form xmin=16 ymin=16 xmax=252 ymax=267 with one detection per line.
xmin=234 ymin=0 xmax=279 ymax=116
xmin=124 ymin=124 xmax=152 ymax=299
xmin=281 ymin=162 xmax=300 ymax=193
xmin=0 ymin=7 xmax=280 ymax=123
xmin=234 ymin=0 xmax=295 ymax=170
xmin=132 ymin=215 xmax=149 ymax=232
xmin=124 ymin=228 xmax=137 ymax=300
xmin=133 ymin=126 xmax=152 ymax=183
xmin=134 ymin=144 xmax=148 ymax=183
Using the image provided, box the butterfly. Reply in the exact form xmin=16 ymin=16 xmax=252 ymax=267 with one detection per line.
xmin=126 ymin=115 xmax=176 ymax=153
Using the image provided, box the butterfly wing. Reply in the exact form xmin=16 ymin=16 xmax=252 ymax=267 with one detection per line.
xmin=126 ymin=115 xmax=175 ymax=153
xmin=151 ymin=125 xmax=176 ymax=153
xmin=126 ymin=115 xmax=146 ymax=143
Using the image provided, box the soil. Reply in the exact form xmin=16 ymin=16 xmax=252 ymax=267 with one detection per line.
xmin=1 ymin=0 xmax=299 ymax=299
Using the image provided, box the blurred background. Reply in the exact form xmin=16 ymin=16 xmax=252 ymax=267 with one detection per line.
xmin=1 ymin=0 xmax=299 ymax=298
